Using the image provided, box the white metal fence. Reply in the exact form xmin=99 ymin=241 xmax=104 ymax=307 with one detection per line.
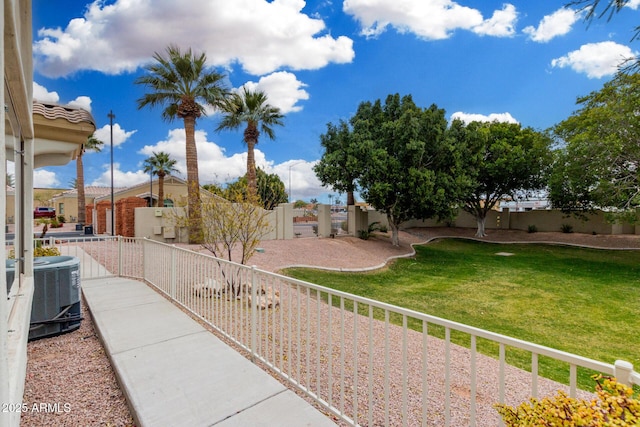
xmin=20 ymin=236 xmax=640 ymax=426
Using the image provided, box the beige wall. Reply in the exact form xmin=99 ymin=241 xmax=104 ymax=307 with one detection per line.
xmin=401 ymin=208 xmax=638 ymax=235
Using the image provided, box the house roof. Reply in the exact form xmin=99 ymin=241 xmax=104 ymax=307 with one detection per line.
xmin=54 ymin=186 xmax=126 ymax=199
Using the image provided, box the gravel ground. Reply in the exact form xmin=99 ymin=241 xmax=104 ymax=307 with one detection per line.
xmin=20 ymin=227 xmax=640 ymax=426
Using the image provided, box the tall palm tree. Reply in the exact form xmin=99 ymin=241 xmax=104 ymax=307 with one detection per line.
xmin=135 ymin=44 xmax=228 ymax=243
xmin=77 ymin=134 xmax=103 ymax=224
xmin=217 ymin=87 xmax=284 ymax=198
xmin=143 ymin=151 xmax=178 ymax=207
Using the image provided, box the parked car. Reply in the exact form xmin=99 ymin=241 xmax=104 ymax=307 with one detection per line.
xmin=33 ymin=207 xmax=56 ymax=218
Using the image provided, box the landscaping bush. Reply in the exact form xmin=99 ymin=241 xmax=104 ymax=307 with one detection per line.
xmin=358 ymin=221 xmax=380 ymax=240
xmin=495 ymin=375 xmax=640 ymax=426
xmin=527 ymin=225 xmax=538 ymax=233
xmin=8 ymin=246 xmax=60 ymax=259
xmin=57 ymin=215 xmax=66 ymax=223
xmin=561 ymin=223 xmax=574 ymax=233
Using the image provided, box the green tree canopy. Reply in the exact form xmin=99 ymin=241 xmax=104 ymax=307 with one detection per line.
xmin=550 ymin=72 xmax=640 ymax=220
xmin=224 ymin=168 xmax=288 ymax=210
xmin=352 ymin=94 xmax=464 ymax=246
xmin=313 ymin=120 xmax=362 ymax=205
xmin=456 ymin=120 xmax=553 ymax=237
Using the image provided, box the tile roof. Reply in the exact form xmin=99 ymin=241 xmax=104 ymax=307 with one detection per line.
xmin=32 ymin=102 xmax=95 ymax=126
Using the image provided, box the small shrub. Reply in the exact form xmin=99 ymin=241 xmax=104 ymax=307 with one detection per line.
xmin=561 ymin=223 xmax=574 ymax=233
xmin=527 ymin=225 xmax=538 ymax=233
xmin=495 ymin=375 xmax=640 ymax=426
xmin=57 ymin=215 xmax=66 ymax=223
xmin=34 ymin=246 xmax=61 ymax=257
xmin=357 ymin=229 xmax=371 ymax=240
xmin=379 ymin=224 xmax=388 ymax=233
xmin=8 ymin=246 xmax=60 ymax=259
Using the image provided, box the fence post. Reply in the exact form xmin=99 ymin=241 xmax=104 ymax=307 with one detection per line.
xmin=250 ymin=265 xmax=257 ymax=362
xmin=117 ymin=236 xmax=123 ymax=277
xmin=614 ymin=360 xmax=633 ymax=386
xmin=142 ymin=238 xmax=148 ymax=280
xmin=170 ymin=248 xmax=177 ymax=298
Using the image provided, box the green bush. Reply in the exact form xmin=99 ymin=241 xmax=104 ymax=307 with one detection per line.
xmin=8 ymin=246 xmax=61 ymax=259
xmin=561 ymin=223 xmax=574 ymax=233
xmin=527 ymin=225 xmax=538 ymax=233
xmin=57 ymin=215 xmax=66 ymax=223
xmin=495 ymin=375 xmax=640 ymax=426
xmin=358 ymin=221 xmax=381 ymax=240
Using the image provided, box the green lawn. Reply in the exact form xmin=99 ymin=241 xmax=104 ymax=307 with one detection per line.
xmin=283 ymin=239 xmax=640 ymax=390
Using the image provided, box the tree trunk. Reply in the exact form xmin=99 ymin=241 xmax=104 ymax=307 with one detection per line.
xmin=347 ymin=191 xmax=355 ymax=206
xmin=76 ymin=151 xmax=86 ymax=224
xmin=184 ymin=115 xmax=202 ymax=243
xmin=388 ymin=213 xmax=400 ymax=246
xmin=157 ymin=171 xmax=165 ymax=207
xmin=246 ymin=139 xmax=257 ymax=199
xmin=475 ymin=215 xmax=487 ymax=237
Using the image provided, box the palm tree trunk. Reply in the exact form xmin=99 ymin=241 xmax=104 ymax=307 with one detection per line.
xmin=77 ymin=152 xmax=86 ymax=224
xmin=184 ymin=115 xmax=202 ymax=243
xmin=157 ymin=171 xmax=165 ymax=207
xmin=246 ymin=139 xmax=257 ymax=199
xmin=347 ymin=191 xmax=355 ymax=206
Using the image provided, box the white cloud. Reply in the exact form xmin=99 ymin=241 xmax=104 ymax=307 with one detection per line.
xmin=67 ymin=96 xmax=92 ymax=112
xmin=33 ymin=82 xmax=60 ymax=103
xmin=551 ymin=41 xmax=636 ymax=78
xmin=34 ymin=169 xmax=61 ymax=188
xmin=33 ymin=0 xmax=354 ymax=77
xmin=523 ymin=8 xmax=581 ymax=43
xmin=33 ymin=82 xmax=93 ymax=112
xmin=626 ymin=0 xmax=640 ymax=9
xmin=271 ymin=159 xmax=324 ymax=201
xmin=473 ymin=4 xmax=518 ymax=37
xmin=136 ymin=128 xmax=253 ymax=184
xmin=343 ymin=0 xmax=517 ymax=40
xmin=93 ymin=123 xmax=137 ymax=148
xmin=90 ymin=163 xmax=149 ymax=187
xmin=242 ymin=72 xmax=310 ymax=114
xmin=450 ymin=111 xmax=519 ymax=124
xmin=131 ymin=129 xmax=324 ymax=199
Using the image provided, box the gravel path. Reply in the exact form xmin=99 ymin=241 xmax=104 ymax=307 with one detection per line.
xmin=20 ymin=227 xmax=639 ymax=426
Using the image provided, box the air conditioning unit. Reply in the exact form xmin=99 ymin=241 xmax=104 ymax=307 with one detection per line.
xmin=5 ymin=256 xmax=82 ymax=340
xmin=30 ymin=256 xmax=82 ymax=340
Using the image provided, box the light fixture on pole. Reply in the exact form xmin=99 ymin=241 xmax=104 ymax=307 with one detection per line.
xmin=108 ymin=110 xmax=115 ymax=236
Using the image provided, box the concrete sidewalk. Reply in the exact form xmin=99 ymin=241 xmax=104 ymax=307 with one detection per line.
xmin=82 ymin=277 xmax=337 ymax=427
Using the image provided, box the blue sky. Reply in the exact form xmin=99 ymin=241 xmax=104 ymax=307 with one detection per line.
xmin=27 ymin=0 xmax=639 ymax=204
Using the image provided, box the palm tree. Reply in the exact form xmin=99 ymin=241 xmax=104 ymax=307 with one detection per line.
xmin=217 ymin=87 xmax=284 ymax=198
xmin=77 ymin=134 xmax=103 ymax=224
xmin=135 ymin=44 xmax=228 ymax=243
xmin=143 ymin=151 xmax=178 ymax=207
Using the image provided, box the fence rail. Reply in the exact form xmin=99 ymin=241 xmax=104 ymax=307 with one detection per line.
xmin=23 ymin=236 xmax=639 ymax=426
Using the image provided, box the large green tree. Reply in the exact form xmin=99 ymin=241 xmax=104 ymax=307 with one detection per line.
xmin=224 ymin=168 xmax=288 ymax=210
xmin=77 ymin=134 xmax=103 ymax=224
xmin=216 ymin=87 xmax=284 ymax=199
xmin=135 ymin=45 xmax=228 ymax=242
xmin=352 ymin=94 xmax=464 ymax=246
xmin=455 ymin=120 xmax=552 ymax=237
xmin=143 ymin=151 xmax=178 ymax=207
xmin=314 ymin=120 xmax=361 ymax=205
xmin=550 ymin=72 xmax=640 ymax=220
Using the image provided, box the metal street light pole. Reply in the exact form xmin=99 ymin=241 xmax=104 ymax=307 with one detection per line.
xmin=288 ymin=161 xmax=303 ymax=203
xmin=108 ymin=110 xmax=115 ymax=236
